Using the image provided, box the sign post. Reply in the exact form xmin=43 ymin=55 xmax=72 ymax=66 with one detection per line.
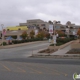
xmin=49 ymin=25 xmax=53 ymax=43
xmin=49 ymin=25 xmax=53 ymax=34
xmin=1 ymin=24 xmax=4 ymax=46
xmin=66 ymin=28 xmax=69 ymax=38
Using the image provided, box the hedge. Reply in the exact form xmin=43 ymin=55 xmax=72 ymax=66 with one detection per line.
xmin=12 ymin=38 xmax=44 ymax=44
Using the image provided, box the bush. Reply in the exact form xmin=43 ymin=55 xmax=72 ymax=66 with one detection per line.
xmin=50 ymin=42 xmax=63 ymax=46
xmin=1 ymin=42 xmax=7 ymax=46
xmin=50 ymin=37 xmax=75 ymax=46
xmin=12 ymin=37 xmax=44 ymax=44
xmin=12 ymin=40 xmax=18 ymax=44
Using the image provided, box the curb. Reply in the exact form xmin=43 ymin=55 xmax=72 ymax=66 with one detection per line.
xmin=30 ymin=55 xmax=80 ymax=59
xmin=0 ymin=41 xmax=48 ymax=49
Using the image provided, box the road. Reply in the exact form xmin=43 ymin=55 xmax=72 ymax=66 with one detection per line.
xmin=0 ymin=41 xmax=80 ymax=80
xmin=0 ymin=41 xmax=49 ymax=60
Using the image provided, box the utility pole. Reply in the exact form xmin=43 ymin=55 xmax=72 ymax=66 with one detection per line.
xmin=1 ymin=24 xmax=4 ymax=46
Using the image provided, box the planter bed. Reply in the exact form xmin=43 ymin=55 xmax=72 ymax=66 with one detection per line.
xmin=66 ymin=49 xmax=80 ymax=54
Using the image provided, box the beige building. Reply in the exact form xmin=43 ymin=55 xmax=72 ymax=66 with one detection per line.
xmin=0 ymin=19 xmax=80 ymax=40
xmin=19 ymin=19 xmax=49 ymax=30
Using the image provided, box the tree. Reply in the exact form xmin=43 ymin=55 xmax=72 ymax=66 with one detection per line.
xmin=77 ymin=28 xmax=80 ymax=42
xmin=21 ymin=31 xmax=28 ymax=39
xmin=48 ymin=20 xmax=53 ymax=24
xmin=66 ymin=21 xmax=71 ymax=25
xmin=56 ymin=30 xmax=66 ymax=37
xmin=36 ymin=32 xmax=44 ymax=39
xmin=30 ymin=30 xmax=35 ymax=39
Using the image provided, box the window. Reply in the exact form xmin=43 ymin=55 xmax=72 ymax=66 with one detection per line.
xmin=56 ymin=26 xmax=60 ymax=29
xmin=41 ymin=24 xmax=45 ymax=26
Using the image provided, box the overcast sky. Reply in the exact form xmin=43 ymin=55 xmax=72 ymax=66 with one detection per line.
xmin=0 ymin=0 xmax=80 ymax=30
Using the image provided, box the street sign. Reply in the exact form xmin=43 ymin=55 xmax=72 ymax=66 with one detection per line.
xmin=49 ymin=25 xmax=53 ymax=33
xmin=53 ymin=35 xmax=57 ymax=44
xmin=73 ymin=31 xmax=76 ymax=35
xmin=53 ymin=35 xmax=56 ymax=40
xmin=2 ymin=29 xmax=6 ymax=35
xmin=66 ymin=28 xmax=69 ymax=33
xmin=35 ymin=29 xmax=38 ymax=35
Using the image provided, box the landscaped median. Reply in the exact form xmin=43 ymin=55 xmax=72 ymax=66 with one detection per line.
xmin=31 ymin=39 xmax=78 ymax=58
xmin=36 ymin=38 xmax=76 ymax=54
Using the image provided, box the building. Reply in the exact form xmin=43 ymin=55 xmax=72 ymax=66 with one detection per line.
xmin=19 ymin=19 xmax=49 ymax=30
xmin=6 ymin=26 xmax=28 ymax=31
xmin=0 ymin=19 xmax=80 ymax=40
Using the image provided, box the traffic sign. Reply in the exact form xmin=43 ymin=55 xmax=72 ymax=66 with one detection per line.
xmin=49 ymin=25 xmax=53 ymax=33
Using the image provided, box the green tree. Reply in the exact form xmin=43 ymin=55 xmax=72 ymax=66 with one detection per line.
xmin=21 ymin=31 xmax=28 ymax=39
xmin=56 ymin=30 xmax=66 ymax=37
xmin=36 ymin=30 xmax=45 ymax=39
xmin=48 ymin=20 xmax=53 ymax=24
xmin=30 ymin=30 xmax=35 ymax=39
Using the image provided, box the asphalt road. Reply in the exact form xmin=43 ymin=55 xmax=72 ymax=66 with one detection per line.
xmin=0 ymin=41 xmax=80 ymax=80
xmin=0 ymin=41 xmax=49 ymax=60
xmin=0 ymin=58 xmax=80 ymax=80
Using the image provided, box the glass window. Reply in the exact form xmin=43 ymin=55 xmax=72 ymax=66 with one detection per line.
xmin=56 ymin=26 xmax=60 ymax=29
xmin=41 ymin=24 xmax=45 ymax=26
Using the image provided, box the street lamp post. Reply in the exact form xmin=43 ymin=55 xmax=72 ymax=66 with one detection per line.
xmin=53 ymin=20 xmax=57 ymax=50
xmin=1 ymin=24 xmax=4 ymax=46
xmin=53 ymin=20 xmax=56 ymax=45
xmin=66 ymin=26 xmax=70 ymax=38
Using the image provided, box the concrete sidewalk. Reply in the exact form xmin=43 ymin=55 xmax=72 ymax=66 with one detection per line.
xmin=51 ymin=45 xmax=71 ymax=55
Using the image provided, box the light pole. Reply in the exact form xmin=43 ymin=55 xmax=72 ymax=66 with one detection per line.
xmin=53 ymin=20 xmax=57 ymax=50
xmin=66 ymin=26 xmax=70 ymax=38
xmin=1 ymin=24 xmax=4 ymax=46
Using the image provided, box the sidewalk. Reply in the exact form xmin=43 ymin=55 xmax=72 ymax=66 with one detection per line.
xmin=31 ymin=40 xmax=80 ymax=59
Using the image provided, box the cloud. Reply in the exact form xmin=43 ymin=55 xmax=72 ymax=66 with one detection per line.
xmin=0 ymin=0 xmax=80 ymax=30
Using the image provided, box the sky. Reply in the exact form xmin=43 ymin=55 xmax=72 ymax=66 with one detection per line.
xmin=0 ymin=0 xmax=80 ymax=30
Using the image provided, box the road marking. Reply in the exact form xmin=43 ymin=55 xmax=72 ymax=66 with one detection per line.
xmin=23 ymin=63 xmax=60 ymax=75
xmin=6 ymin=62 xmax=26 ymax=73
xmin=28 ymin=67 xmax=42 ymax=74
xmin=3 ymin=61 xmax=67 ymax=76
xmin=17 ymin=67 xmax=26 ymax=73
xmin=18 ymin=63 xmax=42 ymax=74
xmin=26 ymin=64 xmax=67 ymax=76
xmin=0 ymin=63 xmax=11 ymax=71
xmin=52 ymin=69 xmax=68 ymax=76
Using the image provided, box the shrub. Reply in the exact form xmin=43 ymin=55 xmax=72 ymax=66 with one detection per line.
xmin=12 ymin=40 xmax=18 ymax=44
xmin=12 ymin=37 xmax=44 ymax=44
xmin=1 ymin=42 xmax=7 ymax=46
xmin=11 ymin=36 xmax=17 ymax=39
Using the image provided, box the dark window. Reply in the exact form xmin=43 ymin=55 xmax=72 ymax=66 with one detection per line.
xmin=41 ymin=24 xmax=45 ymax=26
xmin=18 ymin=28 xmax=21 ymax=30
xmin=56 ymin=26 xmax=60 ymax=29
xmin=7 ymin=29 xmax=9 ymax=31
